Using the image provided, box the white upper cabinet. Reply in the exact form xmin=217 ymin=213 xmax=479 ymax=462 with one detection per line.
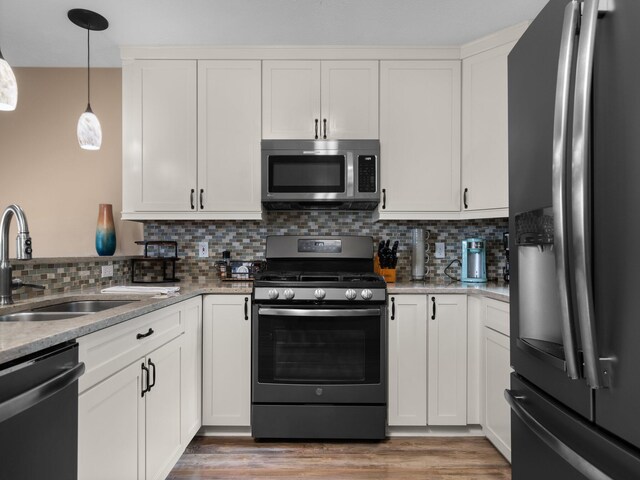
xmin=122 ymin=59 xmax=262 ymax=220
xmin=198 ymin=60 xmax=262 ymax=215
xmin=123 ymin=60 xmax=198 ymax=213
xmin=378 ymin=61 xmax=461 ymax=218
xmin=461 ymin=43 xmax=514 ymax=215
xmin=262 ymin=60 xmax=379 ymax=140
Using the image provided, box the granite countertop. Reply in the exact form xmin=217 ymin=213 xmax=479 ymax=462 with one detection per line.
xmin=0 ymin=279 xmax=252 ymax=365
xmin=387 ymin=280 xmax=509 ymax=302
xmin=0 ymin=279 xmax=507 ymax=366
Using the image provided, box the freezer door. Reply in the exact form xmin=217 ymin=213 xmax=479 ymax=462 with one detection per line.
xmin=508 ymin=0 xmax=592 ymax=418
xmin=592 ymin=0 xmax=640 ymax=450
xmin=509 ymin=374 xmax=640 ymax=480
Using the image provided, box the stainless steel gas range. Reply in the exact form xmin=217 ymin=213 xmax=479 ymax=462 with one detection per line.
xmin=251 ymin=235 xmax=387 ymax=440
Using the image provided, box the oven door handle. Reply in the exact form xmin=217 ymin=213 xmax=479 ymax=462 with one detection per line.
xmin=258 ymin=308 xmax=381 ymax=317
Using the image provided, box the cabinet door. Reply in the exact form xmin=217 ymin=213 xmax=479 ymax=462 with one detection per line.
xmin=320 ymin=61 xmax=379 ymax=139
xmin=387 ymin=295 xmax=428 ymax=426
xmin=484 ymin=327 xmax=511 ymax=461
xmin=122 ymin=60 xmax=197 ymax=212
xmin=462 ymin=43 xmax=514 ymax=213
xmin=145 ymin=338 xmax=183 ymax=480
xmin=78 ymin=361 xmax=145 ymax=480
xmin=202 ymin=295 xmax=251 ymax=426
xmin=428 ymin=294 xmax=467 ymax=426
xmin=379 ymin=61 xmax=461 ymax=214
xmin=198 ymin=61 xmax=262 ymax=215
xmin=263 ymin=61 xmax=321 ymax=139
xmin=181 ymin=297 xmax=202 ymax=444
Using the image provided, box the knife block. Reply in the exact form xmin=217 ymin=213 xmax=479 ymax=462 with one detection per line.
xmin=374 ymin=255 xmax=396 ymax=283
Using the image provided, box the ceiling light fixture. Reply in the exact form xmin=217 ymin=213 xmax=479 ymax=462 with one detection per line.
xmin=68 ymin=8 xmax=109 ymax=151
xmin=0 ymin=47 xmax=18 ymax=111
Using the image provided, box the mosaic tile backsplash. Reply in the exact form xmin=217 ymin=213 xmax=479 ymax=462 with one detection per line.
xmin=144 ymin=212 xmax=509 ymax=283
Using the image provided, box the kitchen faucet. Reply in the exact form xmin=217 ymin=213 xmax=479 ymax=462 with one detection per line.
xmin=0 ymin=204 xmax=44 ymax=305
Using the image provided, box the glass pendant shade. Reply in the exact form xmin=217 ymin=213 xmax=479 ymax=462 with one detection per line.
xmin=0 ymin=52 xmax=18 ymax=111
xmin=77 ymin=105 xmax=102 ymax=150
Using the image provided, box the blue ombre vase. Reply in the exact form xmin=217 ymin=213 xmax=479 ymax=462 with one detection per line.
xmin=95 ymin=203 xmax=116 ymax=256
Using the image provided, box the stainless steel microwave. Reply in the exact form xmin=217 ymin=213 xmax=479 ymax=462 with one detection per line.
xmin=261 ymin=139 xmax=380 ymax=210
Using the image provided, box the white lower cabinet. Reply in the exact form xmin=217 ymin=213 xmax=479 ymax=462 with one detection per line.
xmin=428 ymin=295 xmax=468 ymax=426
xmin=387 ymin=294 xmax=428 ymax=426
xmin=78 ymin=297 xmax=202 ymax=480
xmin=202 ymin=294 xmax=251 ymax=426
xmin=481 ymin=298 xmax=511 ymax=461
xmin=387 ymin=294 xmax=468 ymax=428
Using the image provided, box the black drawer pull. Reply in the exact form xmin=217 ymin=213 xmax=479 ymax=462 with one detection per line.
xmin=141 ymin=362 xmax=149 ymax=397
xmin=190 ymin=189 xmax=195 ymax=210
xmin=314 ymin=119 xmax=319 ymax=139
xmin=463 ymin=188 xmax=469 ymax=209
xmin=199 ymin=189 xmax=205 ymax=209
xmin=147 ymin=359 xmax=156 ymax=392
xmin=382 ymin=189 xmax=386 ymax=210
xmin=323 ymin=118 xmax=327 ymax=139
xmin=136 ymin=328 xmax=154 ymax=340
xmin=391 ymin=297 xmax=395 ymax=320
xmin=244 ymin=297 xmax=249 ymax=320
xmin=431 ymin=297 xmax=436 ymax=320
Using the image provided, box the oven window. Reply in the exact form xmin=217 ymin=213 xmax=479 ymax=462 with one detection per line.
xmin=268 ymin=155 xmax=345 ymax=193
xmin=257 ymin=312 xmax=381 ymax=384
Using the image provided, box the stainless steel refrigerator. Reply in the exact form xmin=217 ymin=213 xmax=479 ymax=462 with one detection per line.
xmin=508 ymin=0 xmax=640 ymax=478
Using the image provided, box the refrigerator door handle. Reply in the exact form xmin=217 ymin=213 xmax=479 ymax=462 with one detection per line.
xmin=572 ymin=0 xmax=608 ymax=388
xmin=552 ymin=0 xmax=581 ymax=380
xmin=505 ymin=389 xmax=614 ymax=480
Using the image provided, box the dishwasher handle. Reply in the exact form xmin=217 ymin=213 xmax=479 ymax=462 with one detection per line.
xmin=0 ymin=361 xmax=85 ymax=424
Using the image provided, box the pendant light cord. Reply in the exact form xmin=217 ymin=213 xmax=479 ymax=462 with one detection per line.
xmin=86 ymin=26 xmax=91 ymax=107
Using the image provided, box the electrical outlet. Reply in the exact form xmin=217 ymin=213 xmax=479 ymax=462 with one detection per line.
xmin=101 ymin=264 xmax=113 ymax=278
xmin=198 ymin=241 xmax=209 ymax=258
xmin=435 ymin=242 xmax=445 ymax=259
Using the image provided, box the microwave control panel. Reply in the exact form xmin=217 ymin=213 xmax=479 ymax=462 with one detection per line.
xmin=357 ymin=155 xmax=377 ymax=193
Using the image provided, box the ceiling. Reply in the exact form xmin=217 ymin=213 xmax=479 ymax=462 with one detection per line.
xmin=1 ymin=0 xmax=548 ymax=68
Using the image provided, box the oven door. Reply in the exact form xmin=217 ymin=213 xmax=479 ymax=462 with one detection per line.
xmin=252 ymin=304 xmax=386 ymax=405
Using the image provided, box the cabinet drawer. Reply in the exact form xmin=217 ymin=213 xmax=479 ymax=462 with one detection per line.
xmin=79 ymin=302 xmax=185 ymax=393
xmin=485 ymin=298 xmax=509 ymax=336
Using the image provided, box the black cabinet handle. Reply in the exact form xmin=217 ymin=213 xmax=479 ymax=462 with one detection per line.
xmin=244 ymin=297 xmax=249 ymax=320
xmin=382 ymin=189 xmax=386 ymax=210
xmin=136 ymin=328 xmax=154 ymax=340
xmin=390 ymin=297 xmax=395 ymax=320
xmin=323 ymin=118 xmax=327 ymax=139
xmin=200 ymin=189 xmax=204 ymax=209
xmin=431 ymin=297 xmax=436 ymax=320
xmin=141 ymin=362 xmax=149 ymax=397
xmin=314 ymin=119 xmax=319 ymax=139
xmin=190 ymin=189 xmax=195 ymax=210
xmin=147 ymin=359 xmax=156 ymax=392
xmin=463 ymin=188 xmax=469 ymax=209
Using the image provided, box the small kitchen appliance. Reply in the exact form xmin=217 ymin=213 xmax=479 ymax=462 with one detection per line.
xmin=461 ymin=238 xmax=487 ymax=283
xmin=252 ymin=235 xmax=387 ymax=440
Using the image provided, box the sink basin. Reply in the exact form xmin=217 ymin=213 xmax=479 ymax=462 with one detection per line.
xmin=32 ymin=300 xmax=137 ymax=313
xmin=0 ymin=312 xmax=90 ymax=322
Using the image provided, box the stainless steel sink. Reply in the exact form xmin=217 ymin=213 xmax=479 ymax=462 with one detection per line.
xmin=32 ymin=300 xmax=137 ymax=313
xmin=0 ymin=311 xmax=91 ymax=322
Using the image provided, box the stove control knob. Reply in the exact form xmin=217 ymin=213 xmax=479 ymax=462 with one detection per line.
xmin=345 ymin=289 xmax=357 ymax=301
xmin=283 ymin=288 xmax=295 ymax=300
xmin=268 ymin=289 xmax=279 ymax=300
xmin=361 ymin=289 xmax=373 ymax=300
xmin=314 ymin=288 xmax=326 ymax=300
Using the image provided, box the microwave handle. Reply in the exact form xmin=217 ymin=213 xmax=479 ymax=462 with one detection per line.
xmin=347 ymin=153 xmax=355 ymax=197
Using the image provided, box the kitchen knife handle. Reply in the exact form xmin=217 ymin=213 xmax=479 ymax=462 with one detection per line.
xmin=190 ymin=189 xmax=195 ymax=210
xmin=199 ymin=189 xmax=204 ymax=209
xmin=552 ymin=0 xmax=581 ymax=381
xmin=314 ymin=119 xmax=319 ymax=139
xmin=390 ymin=297 xmax=395 ymax=320
xmin=323 ymin=118 xmax=327 ymax=139
xmin=382 ymin=189 xmax=386 ymax=210
xmin=431 ymin=296 xmax=436 ymax=320
xmin=244 ymin=297 xmax=249 ymax=320
xmin=463 ymin=188 xmax=468 ymax=209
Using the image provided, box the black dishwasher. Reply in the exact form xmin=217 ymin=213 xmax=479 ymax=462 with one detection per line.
xmin=0 ymin=341 xmax=85 ymax=480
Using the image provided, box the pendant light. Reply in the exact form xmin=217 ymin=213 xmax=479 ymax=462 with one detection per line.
xmin=68 ymin=9 xmax=108 ymax=150
xmin=0 ymin=47 xmax=18 ymax=111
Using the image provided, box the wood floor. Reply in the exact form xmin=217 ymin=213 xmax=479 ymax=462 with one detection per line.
xmin=168 ymin=436 xmax=511 ymax=480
